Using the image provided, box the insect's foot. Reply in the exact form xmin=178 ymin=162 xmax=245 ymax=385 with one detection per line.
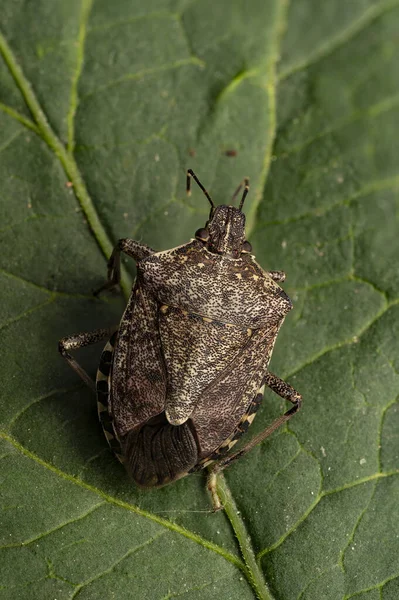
xmin=93 ymin=281 xmax=120 ymax=297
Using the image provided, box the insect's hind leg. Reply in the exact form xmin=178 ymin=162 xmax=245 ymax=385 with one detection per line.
xmin=59 ymin=328 xmax=115 ymax=392
xmin=208 ymin=371 xmax=302 ymax=510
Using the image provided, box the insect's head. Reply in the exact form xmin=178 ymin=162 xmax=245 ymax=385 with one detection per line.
xmin=187 ymin=169 xmax=252 ymax=258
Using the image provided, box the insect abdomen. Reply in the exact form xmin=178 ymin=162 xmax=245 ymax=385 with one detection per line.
xmin=97 ymin=332 xmax=198 ymax=486
xmin=96 ymin=335 xmax=124 ymax=463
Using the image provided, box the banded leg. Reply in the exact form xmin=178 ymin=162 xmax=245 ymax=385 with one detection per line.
xmin=95 ymin=238 xmax=154 ymax=295
xmin=59 ymin=328 xmax=116 ymax=392
xmin=268 ymin=270 xmax=286 ymax=283
xmin=208 ymin=371 xmax=302 ymax=510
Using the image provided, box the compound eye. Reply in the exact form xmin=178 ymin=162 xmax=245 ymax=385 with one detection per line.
xmin=195 ymin=228 xmax=209 ymax=242
xmin=241 ymin=240 xmax=252 ymax=254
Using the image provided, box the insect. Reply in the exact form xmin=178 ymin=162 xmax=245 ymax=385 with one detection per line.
xmin=59 ymin=169 xmax=302 ymax=510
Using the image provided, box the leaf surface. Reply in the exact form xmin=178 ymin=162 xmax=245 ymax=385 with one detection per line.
xmin=1 ymin=1 xmax=399 ymax=598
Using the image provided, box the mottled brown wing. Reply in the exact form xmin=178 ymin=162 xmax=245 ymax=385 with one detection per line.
xmin=159 ymin=306 xmax=251 ymax=425
xmin=190 ymin=321 xmax=282 ymax=458
xmin=110 ymin=279 xmax=167 ymax=437
xmin=123 ymin=412 xmax=198 ymax=487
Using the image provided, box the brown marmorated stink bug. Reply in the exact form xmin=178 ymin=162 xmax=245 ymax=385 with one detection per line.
xmin=59 ymin=170 xmax=302 ymax=510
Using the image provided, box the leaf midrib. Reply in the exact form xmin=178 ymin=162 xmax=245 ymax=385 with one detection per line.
xmin=0 ymin=432 xmax=244 ymax=570
xmin=0 ymin=28 xmax=132 ymax=297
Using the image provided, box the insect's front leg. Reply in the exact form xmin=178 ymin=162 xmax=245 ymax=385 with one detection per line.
xmin=59 ymin=328 xmax=115 ymax=392
xmin=268 ymin=270 xmax=286 ymax=283
xmin=95 ymin=239 xmax=154 ymax=295
xmin=208 ymin=371 xmax=302 ymax=511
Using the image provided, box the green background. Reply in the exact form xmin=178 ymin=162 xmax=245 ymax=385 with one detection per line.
xmin=1 ymin=1 xmax=399 ymax=598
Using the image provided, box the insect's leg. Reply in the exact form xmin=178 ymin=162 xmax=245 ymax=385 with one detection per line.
xmin=207 ymin=471 xmax=222 ymax=511
xmin=58 ymin=328 xmax=115 ymax=392
xmin=95 ymin=239 xmax=154 ymax=295
xmin=216 ymin=372 xmax=302 ymax=469
xmin=268 ymin=270 xmax=286 ymax=283
xmin=208 ymin=372 xmax=302 ymax=510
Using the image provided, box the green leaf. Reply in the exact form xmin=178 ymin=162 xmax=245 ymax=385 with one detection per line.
xmin=1 ymin=1 xmax=399 ymax=598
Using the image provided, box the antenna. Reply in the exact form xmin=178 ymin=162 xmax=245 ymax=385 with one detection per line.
xmin=238 ymin=178 xmax=250 ymax=211
xmin=186 ymin=169 xmax=215 ymax=209
xmin=231 ymin=177 xmax=249 ymax=206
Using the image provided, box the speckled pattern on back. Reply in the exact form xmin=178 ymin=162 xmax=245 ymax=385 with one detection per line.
xmin=104 ymin=206 xmax=295 ymax=486
xmin=110 ymin=246 xmax=290 ymax=463
xmin=60 ymin=199 xmax=301 ymax=496
xmin=191 ymin=386 xmax=266 ymax=471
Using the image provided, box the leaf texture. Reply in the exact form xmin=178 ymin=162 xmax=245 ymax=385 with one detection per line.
xmin=1 ymin=1 xmax=399 ymax=598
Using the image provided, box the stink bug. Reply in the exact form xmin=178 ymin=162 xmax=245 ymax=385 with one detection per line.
xmin=59 ymin=170 xmax=302 ymax=510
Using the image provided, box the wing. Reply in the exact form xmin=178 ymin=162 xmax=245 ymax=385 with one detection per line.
xmin=110 ymin=279 xmax=167 ymax=437
xmin=190 ymin=320 xmax=283 ymax=457
xmin=159 ymin=306 xmax=252 ymax=425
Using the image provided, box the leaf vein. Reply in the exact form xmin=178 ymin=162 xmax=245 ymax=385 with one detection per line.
xmin=339 ymin=482 xmax=377 ymax=575
xmin=0 ymin=295 xmax=56 ymax=333
xmin=246 ymin=0 xmax=290 ymax=236
xmin=87 ymin=10 xmax=175 ymax=34
xmin=7 ymin=384 xmax=84 ymax=430
xmin=0 ymin=268 xmax=101 ymax=300
xmin=0 ymin=502 xmax=105 ymax=549
xmin=217 ymin=474 xmax=274 ymax=600
xmin=282 ymin=301 xmax=389 ymax=382
xmin=80 ymin=57 xmax=205 ymax=100
xmin=0 ymin=128 xmax=22 ymax=154
xmin=254 ymin=175 xmax=399 ymax=228
xmin=279 ymin=0 xmax=399 ymax=81
xmin=0 ymin=432 xmax=245 ymax=572
xmin=274 ymin=92 xmax=399 ymax=159
xmin=67 ymin=0 xmax=94 ymax=153
xmin=70 ymin=531 xmax=168 ymax=598
xmin=0 ymin=101 xmax=39 ymax=133
xmin=0 ymin=28 xmax=132 ymax=297
xmin=160 ymin=573 xmax=238 ymax=599
xmin=344 ymin=572 xmax=399 ymax=598
xmin=257 ymin=471 xmax=399 ymax=561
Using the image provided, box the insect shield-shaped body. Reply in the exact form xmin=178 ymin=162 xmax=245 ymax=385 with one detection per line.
xmin=59 ymin=170 xmax=302 ymax=510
